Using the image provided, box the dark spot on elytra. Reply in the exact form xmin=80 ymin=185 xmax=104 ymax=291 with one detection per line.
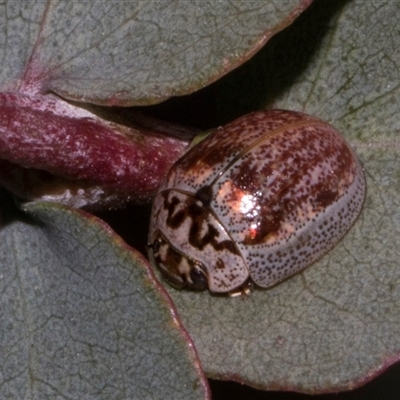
xmin=314 ymin=189 xmax=339 ymax=209
xmin=195 ymin=185 xmax=213 ymax=206
xmin=230 ymin=160 xmax=261 ymax=193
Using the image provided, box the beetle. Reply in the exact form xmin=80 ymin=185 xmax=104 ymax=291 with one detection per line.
xmin=148 ymin=110 xmax=366 ymax=294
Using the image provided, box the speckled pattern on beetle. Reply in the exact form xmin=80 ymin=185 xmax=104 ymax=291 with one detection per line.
xmin=148 ymin=110 xmax=366 ymax=294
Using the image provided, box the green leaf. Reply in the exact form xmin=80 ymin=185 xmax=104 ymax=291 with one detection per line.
xmin=160 ymin=0 xmax=400 ymax=393
xmin=0 ymin=0 xmax=311 ymax=105
xmin=0 ymin=197 xmax=209 ymax=399
xmin=0 ymin=0 xmax=312 ymax=209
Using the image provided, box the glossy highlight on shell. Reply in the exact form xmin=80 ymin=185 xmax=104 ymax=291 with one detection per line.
xmin=148 ymin=110 xmax=366 ymax=294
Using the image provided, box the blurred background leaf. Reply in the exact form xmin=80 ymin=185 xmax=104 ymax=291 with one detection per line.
xmin=0 ymin=0 xmax=311 ymax=105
